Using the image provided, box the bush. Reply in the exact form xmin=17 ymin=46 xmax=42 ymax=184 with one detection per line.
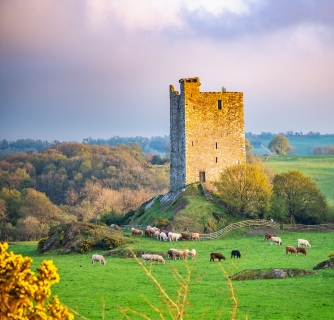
xmin=0 ymin=242 xmax=74 ymax=319
xmin=98 ymin=236 xmax=122 ymax=250
xmin=154 ymin=218 xmax=169 ymax=229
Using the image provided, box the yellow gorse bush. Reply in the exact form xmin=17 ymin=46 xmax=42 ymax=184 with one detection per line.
xmin=0 ymin=242 xmax=74 ymax=320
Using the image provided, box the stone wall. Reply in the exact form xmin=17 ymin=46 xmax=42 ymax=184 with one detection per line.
xmin=170 ymin=77 xmax=245 ymax=191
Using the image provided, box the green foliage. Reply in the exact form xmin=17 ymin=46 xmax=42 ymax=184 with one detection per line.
xmin=215 ymin=164 xmax=272 ymax=218
xmin=98 ymin=236 xmax=122 ymax=250
xmin=273 ymin=170 xmax=330 ymax=224
xmin=78 ymin=239 xmax=95 ymax=253
xmin=153 ymin=218 xmax=169 ymax=229
xmin=268 ymin=134 xmax=290 ymax=155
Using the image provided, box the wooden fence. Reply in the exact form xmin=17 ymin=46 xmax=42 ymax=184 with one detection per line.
xmin=282 ymin=223 xmax=334 ymax=231
xmin=198 ymin=219 xmax=280 ymax=240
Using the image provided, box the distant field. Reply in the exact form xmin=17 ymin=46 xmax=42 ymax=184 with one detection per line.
xmin=265 ymin=155 xmax=334 ymax=208
xmin=8 ymin=230 xmax=334 ymax=320
xmin=252 ymin=136 xmax=334 ymax=155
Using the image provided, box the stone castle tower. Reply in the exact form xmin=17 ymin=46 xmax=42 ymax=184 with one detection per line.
xmin=170 ymin=77 xmax=245 ymax=192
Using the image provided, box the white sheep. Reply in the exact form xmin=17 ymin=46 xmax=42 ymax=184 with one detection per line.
xmin=92 ymin=254 xmax=106 ymax=265
xmin=168 ymin=232 xmax=182 ymax=242
xmin=297 ymin=239 xmax=311 ymax=248
xmin=141 ymin=254 xmax=165 ymax=265
xmin=270 ymin=236 xmax=282 ymax=246
xmin=191 ymin=233 xmax=200 ymax=240
xmin=186 ymin=249 xmax=197 ymax=260
xmin=160 ymin=232 xmax=168 ymax=241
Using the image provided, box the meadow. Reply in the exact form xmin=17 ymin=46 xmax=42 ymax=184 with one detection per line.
xmin=8 ymin=230 xmax=334 ymax=319
xmin=265 ymin=155 xmax=334 ymax=208
xmin=251 ymin=136 xmax=334 ymax=155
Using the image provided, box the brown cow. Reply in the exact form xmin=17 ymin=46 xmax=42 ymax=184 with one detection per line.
xmin=210 ymin=253 xmax=226 ymax=262
xmin=286 ymin=246 xmax=297 ymax=256
xmin=264 ymin=233 xmax=276 ymax=241
xmin=296 ymin=247 xmax=307 ymax=256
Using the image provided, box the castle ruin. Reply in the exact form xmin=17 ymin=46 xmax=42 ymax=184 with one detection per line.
xmin=170 ymin=77 xmax=245 ymax=192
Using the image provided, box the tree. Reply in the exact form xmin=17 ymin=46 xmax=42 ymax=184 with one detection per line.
xmin=215 ymin=163 xmax=272 ymax=218
xmin=273 ymin=170 xmax=330 ymax=224
xmin=268 ymin=135 xmax=290 ymax=155
xmin=245 ymin=138 xmax=254 ymax=152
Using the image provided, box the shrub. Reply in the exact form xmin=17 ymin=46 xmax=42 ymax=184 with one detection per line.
xmin=99 ymin=236 xmax=122 ymax=250
xmin=78 ymin=239 xmax=95 ymax=253
xmin=0 ymin=242 xmax=74 ymax=319
xmin=154 ymin=218 xmax=169 ymax=229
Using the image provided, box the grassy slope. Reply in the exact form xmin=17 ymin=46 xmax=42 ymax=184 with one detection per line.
xmin=265 ymin=155 xmax=334 ymax=208
xmin=130 ymin=184 xmax=225 ymax=232
xmin=252 ymin=136 xmax=334 ymax=155
xmin=9 ymin=231 xmax=334 ymax=320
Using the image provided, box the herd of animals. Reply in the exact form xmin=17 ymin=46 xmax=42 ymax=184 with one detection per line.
xmin=91 ymin=228 xmax=311 ymax=266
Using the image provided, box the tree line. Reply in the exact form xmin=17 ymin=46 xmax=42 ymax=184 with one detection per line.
xmin=0 ymin=142 xmax=169 ymax=241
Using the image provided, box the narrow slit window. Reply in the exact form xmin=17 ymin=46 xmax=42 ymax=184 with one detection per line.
xmin=192 ymin=141 xmax=194 ymax=146
xmin=216 ymin=157 xmax=218 ymax=163
xmin=215 ymin=142 xmax=218 ymax=149
xmin=218 ymin=100 xmax=222 ymax=110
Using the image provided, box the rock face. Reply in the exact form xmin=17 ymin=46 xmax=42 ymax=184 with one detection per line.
xmin=313 ymin=258 xmax=334 ymax=270
xmin=230 ymin=268 xmax=316 ymax=281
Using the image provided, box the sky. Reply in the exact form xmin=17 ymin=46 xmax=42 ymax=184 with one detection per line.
xmin=1 ymin=0 xmax=334 ymax=142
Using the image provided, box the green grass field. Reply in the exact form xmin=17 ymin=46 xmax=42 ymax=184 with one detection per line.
xmin=265 ymin=155 xmax=334 ymax=208
xmin=8 ymin=230 xmax=334 ymax=319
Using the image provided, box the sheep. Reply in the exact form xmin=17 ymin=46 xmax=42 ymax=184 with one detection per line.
xmin=297 ymin=239 xmax=311 ymax=248
xmin=210 ymin=253 xmax=226 ymax=262
xmin=168 ymin=232 xmax=182 ymax=242
xmin=154 ymin=230 xmax=161 ymax=240
xmin=131 ymin=228 xmax=143 ymax=236
xmin=167 ymin=249 xmax=177 ymax=259
xmin=270 ymin=236 xmax=282 ymax=246
xmin=160 ymin=232 xmax=168 ymax=241
xmin=264 ymin=233 xmax=276 ymax=241
xmin=172 ymin=249 xmax=188 ymax=260
xmin=191 ymin=233 xmax=200 ymax=241
xmin=296 ymin=247 xmax=307 ymax=256
xmin=92 ymin=254 xmax=106 ymax=265
xmin=186 ymin=249 xmax=197 ymax=260
xmin=286 ymin=246 xmax=297 ymax=256
xmin=231 ymin=250 xmax=241 ymax=258
xmin=181 ymin=233 xmax=191 ymax=240
xmin=151 ymin=254 xmax=165 ymax=265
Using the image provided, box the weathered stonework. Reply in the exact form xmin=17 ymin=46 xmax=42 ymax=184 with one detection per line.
xmin=170 ymin=77 xmax=245 ymax=192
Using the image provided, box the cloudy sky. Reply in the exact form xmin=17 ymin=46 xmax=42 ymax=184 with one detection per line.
xmin=1 ymin=0 xmax=333 ymax=142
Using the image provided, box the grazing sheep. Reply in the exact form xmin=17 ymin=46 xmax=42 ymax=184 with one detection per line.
xmin=186 ymin=249 xmax=197 ymax=260
xmin=231 ymin=250 xmax=241 ymax=258
xmin=210 ymin=253 xmax=226 ymax=262
xmin=154 ymin=230 xmax=161 ymax=240
xmin=286 ymin=246 xmax=297 ymax=256
xmin=131 ymin=228 xmax=143 ymax=236
xmin=167 ymin=249 xmax=177 ymax=259
xmin=168 ymin=232 xmax=182 ymax=242
xmin=151 ymin=254 xmax=165 ymax=264
xmin=296 ymin=247 xmax=307 ymax=256
xmin=160 ymin=232 xmax=168 ymax=241
xmin=172 ymin=249 xmax=188 ymax=260
xmin=264 ymin=233 xmax=276 ymax=241
xmin=297 ymin=239 xmax=311 ymax=248
xmin=270 ymin=236 xmax=282 ymax=246
xmin=191 ymin=233 xmax=200 ymax=241
xmin=141 ymin=254 xmax=153 ymax=264
xmin=181 ymin=233 xmax=191 ymax=240
xmin=145 ymin=229 xmax=152 ymax=237
xmin=92 ymin=254 xmax=106 ymax=265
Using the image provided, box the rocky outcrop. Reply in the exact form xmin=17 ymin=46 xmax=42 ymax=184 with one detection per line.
xmin=230 ymin=268 xmax=316 ymax=281
xmin=313 ymin=258 xmax=334 ymax=270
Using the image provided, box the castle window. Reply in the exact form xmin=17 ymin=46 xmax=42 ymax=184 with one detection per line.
xmin=218 ymin=100 xmax=222 ymax=110
xmin=192 ymin=141 xmax=194 ymax=146
xmin=216 ymin=157 xmax=218 ymax=163
xmin=215 ymin=142 xmax=218 ymax=149
xmin=199 ymin=171 xmax=206 ymax=182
